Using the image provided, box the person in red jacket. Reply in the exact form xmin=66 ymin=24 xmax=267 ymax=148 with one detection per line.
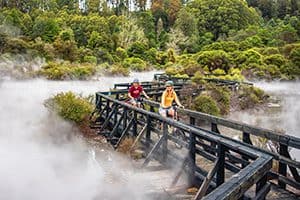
xmin=128 ymin=78 xmax=150 ymax=107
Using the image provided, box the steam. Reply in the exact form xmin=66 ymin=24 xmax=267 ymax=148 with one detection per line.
xmin=228 ymin=81 xmax=300 ymax=161
xmin=0 ymin=72 xmax=164 ymax=200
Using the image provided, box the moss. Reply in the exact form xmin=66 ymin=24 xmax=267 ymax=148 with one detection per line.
xmin=193 ymin=95 xmax=220 ymax=116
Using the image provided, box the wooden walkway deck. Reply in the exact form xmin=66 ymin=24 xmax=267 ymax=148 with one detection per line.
xmin=90 ymin=79 xmax=300 ymax=199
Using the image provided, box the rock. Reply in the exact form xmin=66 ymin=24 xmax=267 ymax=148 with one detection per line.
xmin=267 ymin=103 xmax=281 ymax=108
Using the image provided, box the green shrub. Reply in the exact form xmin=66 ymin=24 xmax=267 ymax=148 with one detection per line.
xmin=195 ymin=50 xmax=231 ymax=72
xmin=289 ymin=46 xmax=300 ymax=75
xmin=83 ymin=55 xmax=97 ymax=64
xmin=115 ymin=47 xmax=128 ymax=61
xmin=237 ymin=49 xmax=263 ymax=66
xmin=207 ymin=85 xmax=231 ymax=115
xmin=193 ymin=95 xmax=220 ymax=116
xmin=44 ymin=92 xmax=93 ymax=123
xmin=123 ymin=57 xmax=147 ymax=71
xmin=4 ymin=38 xmax=30 ymax=54
xmin=165 ymin=65 xmax=179 ymax=75
xmin=202 ymin=41 xmax=239 ymax=52
xmin=39 ymin=62 xmax=95 ymax=80
xmin=261 ymin=47 xmax=280 ymax=55
xmin=145 ymin=48 xmax=158 ymax=64
xmin=70 ymin=65 xmax=95 ymax=79
xmin=238 ymin=86 xmax=267 ymax=110
xmin=263 ymin=54 xmax=286 ymax=67
xmin=191 ymin=71 xmax=206 ymax=84
xmin=127 ymin=41 xmax=147 ymax=59
xmin=108 ymin=64 xmax=130 ymax=76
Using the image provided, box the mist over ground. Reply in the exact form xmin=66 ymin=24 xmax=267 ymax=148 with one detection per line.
xmin=0 ymin=72 xmax=159 ymax=200
xmin=228 ymin=81 xmax=300 ymax=161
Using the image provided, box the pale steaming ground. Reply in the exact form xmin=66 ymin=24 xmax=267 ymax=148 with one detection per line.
xmin=0 ymin=72 xmax=160 ymax=200
xmin=228 ymin=81 xmax=300 ymax=161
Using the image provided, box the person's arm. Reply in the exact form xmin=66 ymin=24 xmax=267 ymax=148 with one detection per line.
xmin=174 ymin=92 xmax=184 ymax=108
xmin=142 ymin=90 xmax=150 ymax=99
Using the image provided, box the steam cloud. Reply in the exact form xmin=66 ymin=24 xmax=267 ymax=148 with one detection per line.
xmin=0 ymin=72 xmax=163 ymax=200
xmin=228 ymin=81 xmax=300 ymax=161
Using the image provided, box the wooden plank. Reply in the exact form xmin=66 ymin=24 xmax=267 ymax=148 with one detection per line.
xmin=114 ymin=119 xmax=134 ymax=148
xmin=203 ymin=155 xmax=272 ymax=200
xmin=216 ymin=144 xmax=225 ymax=186
xmin=194 ymin=158 xmax=219 ymax=200
xmin=142 ymin=135 xmax=165 ymax=168
xmin=130 ymin=124 xmax=147 ymax=152
xmin=279 ymin=143 xmax=288 ymax=189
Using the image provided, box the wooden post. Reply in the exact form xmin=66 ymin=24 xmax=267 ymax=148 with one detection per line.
xmin=211 ymin=123 xmax=219 ymax=155
xmin=133 ymin=111 xmax=138 ymax=137
xmin=278 ymin=143 xmax=288 ymax=189
xmin=211 ymin=123 xmax=220 ymax=133
xmin=190 ymin=117 xmax=195 ymax=126
xmin=242 ymin=132 xmax=252 ymax=145
xmin=188 ymin=130 xmax=196 ymax=187
xmin=123 ymin=107 xmax=127 ymax=128
xmin=216 ymin=143 xmax=225 ymax=186
xmin=95 ymin=94 xmax=101 ymax=110
xmin=242 ymin=132 xmax=252 ymax=168
xmin=146 ymin=115 xmax=151 ymax=149
xmin=114 ymin=105 xmax=118 ymax=125
xmin=162 ymin=122 xmax=168 ymax=162
xmin=256 ymin=174 xmax=268 ymax=200
xmin=106 ymin=99 xmax=110 ymax=118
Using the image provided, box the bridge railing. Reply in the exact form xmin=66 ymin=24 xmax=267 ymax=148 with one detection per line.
xmin=95 ymin=92 xmax=273 ymax=199
xmin=142 ymin=99 xmax=300 ymax=193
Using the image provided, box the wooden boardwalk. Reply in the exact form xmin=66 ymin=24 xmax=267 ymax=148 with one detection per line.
xmin=90 ymin=79 xmax=300 ymax=199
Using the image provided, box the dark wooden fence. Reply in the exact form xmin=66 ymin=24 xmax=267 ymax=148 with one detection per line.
xmin=142 ymin=99 xmax=300 ymax=193
xmin=94 ymin=92 xmax=273 ymax=199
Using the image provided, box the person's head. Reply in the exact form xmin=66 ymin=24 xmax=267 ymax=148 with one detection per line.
xmin=132 ymin=78 xmax=139 ymax=87
xmin=165 ymin=80 xmax=174 ymax=91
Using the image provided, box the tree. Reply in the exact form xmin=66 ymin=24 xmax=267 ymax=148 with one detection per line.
xmin=257 ymin=0 xmax=277 ymax=19
xmin=32 ymin=16 xmax=60 ymax=42
xmin=175 ymin=7 xmax=196 ymax=37
xmin=291 ymin=0 xmax=299 ymax=16
xmin=188 ymin=0 xmax=260 ymax=40
xmin=277 ymin=0 xmax=290 ymax=19
xmin=53 ymin=29 xmax=78 ymax=62
xmin=118 ymin=16 xmax=147 ymax=49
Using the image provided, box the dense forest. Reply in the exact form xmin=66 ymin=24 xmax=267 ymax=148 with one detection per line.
xmin=0 ymin=0 xmax=300 ymax=80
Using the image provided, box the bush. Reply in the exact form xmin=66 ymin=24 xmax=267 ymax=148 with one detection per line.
xmin=122 ymin=57 xmax=147 ymax=71
xmin=195 ymin=50 xmax=231 ymax=72
xmin=263 ymin=54 xmax=286 ymax=67
xmin=83 ymin=55 xmax=97 ymax=64
xmin=193 ymin=95 xmax=220 ymax=116
xmin=238 ymin=86 xmax=267 ymax=110
xmin=44 ymin=92 xmax=94 ymax=123
xmin=108 ymin=64 xmax=130 ymax=76
xmin=208 ymin=85 xmax=231 ymax=115
xmin=39 ymin=62 xmax=95 ymax=80
xmin=115 ymin=47 xmax=128 ymax=61
xmin=127 ymin=41 xmax=147 ymax=59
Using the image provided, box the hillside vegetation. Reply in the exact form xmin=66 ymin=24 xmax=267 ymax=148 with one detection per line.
xmin=0 ymin=0 xmax=299 ymax=80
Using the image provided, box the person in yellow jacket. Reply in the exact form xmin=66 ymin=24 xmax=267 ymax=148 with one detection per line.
xmin=159 ymin=80 xmax=184 ymax=118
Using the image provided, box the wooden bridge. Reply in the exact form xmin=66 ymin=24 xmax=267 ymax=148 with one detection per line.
xmin=90 ymin=77 xmax=300 ymax=200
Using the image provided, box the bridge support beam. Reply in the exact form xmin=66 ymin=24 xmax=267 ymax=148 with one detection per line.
xmin=216 ymin=143 xmax=225 ymax=186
